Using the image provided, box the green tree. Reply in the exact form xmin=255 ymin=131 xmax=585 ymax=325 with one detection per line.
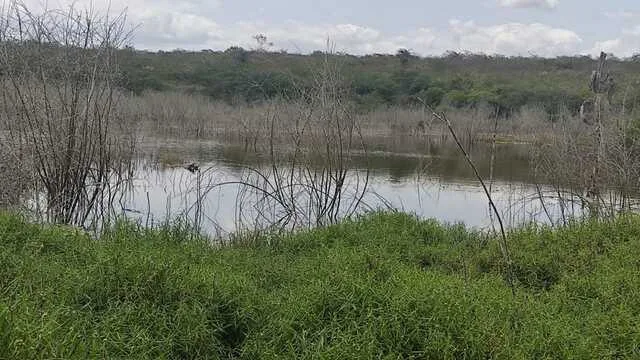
xmin=225 ymin=46 xmax=249 ymax=64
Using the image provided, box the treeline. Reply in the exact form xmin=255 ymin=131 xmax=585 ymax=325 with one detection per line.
xmin=118 ymin=47 xmax=640 ymax=116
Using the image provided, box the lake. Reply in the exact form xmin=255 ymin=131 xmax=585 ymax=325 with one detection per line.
xmin=115 ymin=138 xmax=580 ymax=237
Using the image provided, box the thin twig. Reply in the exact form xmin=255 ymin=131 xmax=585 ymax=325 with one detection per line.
xmin=415 ymin=96 xmax=516 ymax=295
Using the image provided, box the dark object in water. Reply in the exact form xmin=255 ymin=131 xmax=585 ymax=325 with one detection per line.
xmin=185 ymin=163 xmax=200 ymax=173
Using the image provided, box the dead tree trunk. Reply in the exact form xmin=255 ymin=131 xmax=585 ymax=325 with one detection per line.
xmin=584 ymin=52 xmax=614 ymax=217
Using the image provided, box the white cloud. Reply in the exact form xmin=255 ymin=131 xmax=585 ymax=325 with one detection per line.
xmin=129 ymin=18 xmax=582 ymax=58
xmin=589 ymin=23 xmax=640 ymax=57
xmin=12 ymin=0 xmax=223 ymax=49
xmin=604 ymin=10 xmax=637 ymax=20
xmin=129 ymin=19 xmax=441 ymax=56
xmin=623 ymin=25 xmax=640 ymax=36
xmin=5 ymin=0 xmax=595 ymax=57
xmin=497 ymin=0 xmax=559 ymax=9
xmin=449 ymin=20 xmax=582 ymax=57
xmin=592 ymin=39 xmax=623 ymax=55
xmin=226 ymin=22 xmax=385 ymax=54
xmin=591 ymin=33 xmax=640 ymax=58
xmin=134 ymin=13 xmax=223 ymax=49
xmin=245 ymin=23 xmax=440 ymax=55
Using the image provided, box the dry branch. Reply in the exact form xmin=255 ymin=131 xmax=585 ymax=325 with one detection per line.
xmin=0 ymin=1 xmax=135 ymax=228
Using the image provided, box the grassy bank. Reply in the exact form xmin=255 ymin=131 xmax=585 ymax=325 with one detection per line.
xmin=1 ymin=212 xmax=640 ymax=359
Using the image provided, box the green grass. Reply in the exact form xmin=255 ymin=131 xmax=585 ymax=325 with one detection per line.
xmin=1 ymin=212 xmax=640 ymax=359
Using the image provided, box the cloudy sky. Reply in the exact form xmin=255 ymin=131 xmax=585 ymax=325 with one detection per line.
xmin=20 ymin=0 xmax=640 ymax=57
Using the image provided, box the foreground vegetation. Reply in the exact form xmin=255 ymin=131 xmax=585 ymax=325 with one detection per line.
xmin=1 ymin=211 xmax=640 ymax=358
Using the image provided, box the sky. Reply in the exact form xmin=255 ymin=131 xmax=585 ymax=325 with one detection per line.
xmin=14 ymin=0 xmax=640 ymax=57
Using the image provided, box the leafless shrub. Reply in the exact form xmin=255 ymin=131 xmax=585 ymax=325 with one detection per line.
xmin=532 ymin=53 xmax=640 ymax=221
xmin=123 ymin=92 xmax=551 ymax=154
xmin=121 ymin=91 xmax=223 ymax=138
xmin=530 ymin=116 xmax=588 ymax=223
xmin=0 ymin=140 xmax=33 ymax=208
xmin=221 ymin=55 xmax=370 ymax=236
xmin=0 ymin=2 xmax=135 ymax=228
xmin=509 ymin=105 xmax=553 ymax=138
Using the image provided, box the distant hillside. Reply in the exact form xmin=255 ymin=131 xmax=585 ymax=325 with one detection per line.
xmin=118 ymin=48 xmax=640 ymax=116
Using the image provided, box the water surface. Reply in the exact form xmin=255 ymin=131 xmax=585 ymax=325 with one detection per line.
xmin=119 ymin=139 xmax=576 ymax=236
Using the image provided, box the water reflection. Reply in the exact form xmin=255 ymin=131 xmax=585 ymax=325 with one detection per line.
xmin=123 ymin=139 xmax=577 ymax=236
xmin=143 ymin=138 xmax=534 ymax=183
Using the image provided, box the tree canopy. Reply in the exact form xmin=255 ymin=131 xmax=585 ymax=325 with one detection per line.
xmin=117 ymin=48 xmax=640 ymax=115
